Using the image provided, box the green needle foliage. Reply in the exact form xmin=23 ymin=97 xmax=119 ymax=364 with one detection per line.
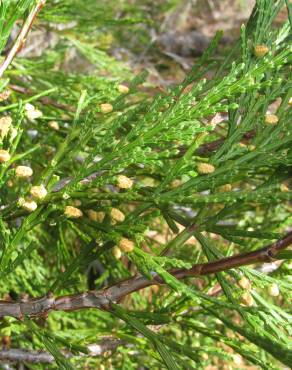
xmin=0 ymin=0 xmax=291 ymax=369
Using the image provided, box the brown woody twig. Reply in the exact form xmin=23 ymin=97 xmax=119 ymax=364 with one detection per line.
xmin=9 ymin=84 xmax=74 ymax=111
xmin=0 ymin=0 xmax=46 ymax=78
xmin=0 ymin=231 xmax=291 ymax=319
xmin=0 ymin=348 xmax=55 ymax=364
xmin=0 ymin=338 xmax=122 ymax=363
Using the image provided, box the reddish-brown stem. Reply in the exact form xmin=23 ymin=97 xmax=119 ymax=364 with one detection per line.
xmin=193 ymin=130 xmax=255 ymax=155
xmin=172 ymin=231 xmax=292 ymax=278
xmin=0 ymin=0 xmax=46 ymax=78
xmin=0 ymin=231 xmax=291 ymax=319
xmin=9 ymin=84 xmax=74 ymax=111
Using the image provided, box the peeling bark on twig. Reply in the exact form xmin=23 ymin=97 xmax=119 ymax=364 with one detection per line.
xmin=0 ymin=232 xmax=291 ymax=319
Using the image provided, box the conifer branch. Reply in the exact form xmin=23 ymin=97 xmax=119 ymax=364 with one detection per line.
xmin=0 ymin=1 xmax=290 ymax=366
xmin=0 ymin=232 xmax=290 ymax=319
xmin=0 ymin=0 xmax=46 ymax=78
